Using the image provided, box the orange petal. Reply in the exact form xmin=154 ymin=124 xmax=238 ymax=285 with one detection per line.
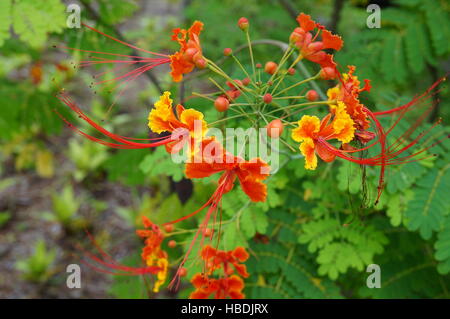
xmin=322 ymin=29 xmax=343 ymax=51
xmin=299 ymin=138 xmax=317 ymax=170
xmin=297 ymin=13 xmax=316 ymax=32
xmin=232 ymin=247 xmax=249 ymax=262
xmin=238 ymin=158 xmax=270 ymax=180
xmin=238 ymin=176 xmax=267 ymax=202
xmin=315 ymin=142 xmax=336 ymax=163
xmin=292 ymin=115 xmax=320 ymax=142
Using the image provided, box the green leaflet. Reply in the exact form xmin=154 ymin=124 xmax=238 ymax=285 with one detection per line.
xmin=435 ymin=217 xmax=450 ymax=275
xmin=404 ymin=163 xmax=450 ymax=240
xmin=11 ymin=0 xmax=66 ymax=48
xmin=139 ymin=147 xmax=185 ymax=182
xmin=298 ymin=218 xmax=388 ymax=280
xmin=0 ymin=0 xmax=12 ymax=47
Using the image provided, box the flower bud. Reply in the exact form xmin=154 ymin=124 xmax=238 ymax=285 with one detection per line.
xmin=214 ymin=96 xmax=229 ymax=112
xmin=238 ymin=17 xmax=249 ymax=31
xmin=168 ymin=240 xmax=177 ymax=248
xmin=264 ymin=61 xmax=278 ymax=75
xmin=320 ymin=67 xmax=337 ymax=80
xmin=242 ymin=77 xmax=251 ymax=86
xmin=266 ymin=119 xmax=284 ymax=138
xmin=203 ymin=228 xmax=213 ymax=236
xmin=164 ymin=224 xmax=174 ymax=233
xmin=287 ymin=68 xmax=296 ymax=76
xmin=306 ymin=90 xmax=319 ymax=101
xmin=184 ymin=48 xmax=198 ymax=61
xmin=223 ymin=48 xmax=232 ymax=56
xmin=256 ymin=63 xmax=262 ymax=69
xmin=194 ymin=57 xmax=207 ymax=69
xmin=179 ymin=267 xmax=187 ymax=277
xmin=263 ymin=93 xmax=273 ymax=104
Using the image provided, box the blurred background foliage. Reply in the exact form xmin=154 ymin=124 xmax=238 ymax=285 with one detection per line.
xmin=0 ymin=0 xmax=449 ymax=298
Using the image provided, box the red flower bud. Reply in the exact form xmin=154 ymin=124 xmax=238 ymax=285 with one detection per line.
xmin=256 ymin=63 xmax=262 ymax=69
xmin=266 ymin=119 xmax=284 ymax=138
xmin=223 ymin=48 xmax=232 ymax=56
xmin=263 ymin=93 xmax=273 ymax=104
xmin=242 ymin=77 xmax=251 ymax=86
xmin=203 ymin=228 xmax=213 ymax=236
xmin=264 ymin=61 xmax=278 ymax=75
xmin=214 ymin=97 xmax=229 ymax=112
xmin=164 ymin=224 xmax=174 ymax=233
xmin=179 ymin=267 xmax=187 ymax=277
xmin=238 ymin=17 xmax=249 ymax=31
xmin=306 ymin=90 xmax=319 ymax=101
xmin=320 ymin=67 xmax=336 ymax=80
xmin=287 ymin=68 xmax=296 ymax=75
xmin=194 ymin=57 xmax=207 ymax=69
xmin=168 ymin=240 xmax=177 ymax=248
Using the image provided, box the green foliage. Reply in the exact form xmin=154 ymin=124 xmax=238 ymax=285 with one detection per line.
xmin=42 ymin=184 xmax=85 ymax=231
xmin=435 ymin=216 xmax=450 ymax=275
xmin=0 ymin=211 xmax=12 ymax=228
xmin=404 ymin=163 xmax=450 ymax=240
xmin=299 ymin=218 xmax=388 ymax=280
xmin=245 ymin=210 xmax=342 ymax=298
xmin=67 ymin=138 xmax=109 ymax=182
xmin=139 ymin=147 xmax=185 ymax=182
xmin=97 ymin=0 xmax=138 ymax=24
xmin=16 ymin=240 xmax=57 ymax=283
xmin=0 ymin=0 xmax=66 ymax=48
xmin=338 ymin=0 xmax=450 ymax=86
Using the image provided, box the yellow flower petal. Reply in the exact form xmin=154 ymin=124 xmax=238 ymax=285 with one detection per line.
xmin=332 ymin=101 xmax=355 ymax=144
xmin=148 ymin=91 xmax=175 ymax=133
xmin=180 ymin=108 xmax=208 ymax=137
xmin=291 ymin=115 xmax=320 ymax=142
xmin=300 ymin=138 xmax=317 ymax=170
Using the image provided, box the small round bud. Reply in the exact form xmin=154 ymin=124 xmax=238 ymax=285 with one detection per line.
xmin=195 ymin=57 xmax=207 ymax=69
xmin=266 ymin=119 xmax=284 ymax=139
xmin=263 ymin=93 xmax=273 ymax=104
xmin=256 ymin=63 xmax=262 ymax=69
xmin=184 ymin=48 xmax=198 ymax=61
xmin=264 ymin=61 xmax=278 ymax=75
xmin=287 ymin=68 xmax=296 ymax=76
xmin=168 ymin=240 xmax=177 ymax=248
xmin=179 ymin=267 xmax=187 ymax=277
xmin=223 ymin=48 xmax=232 ymax=56
xmin=238 ymin=17 xmax=249 ymax=31
xmin=164 ymin=224 xmax=174 ymax=233
xmin=214 ymin=97 xmax=230 ymax=112
xmin=306 ymin=90 xmax=319 ymax=102
xmin=242 ymin=77 xmax=251 ymax=86
xmin=203 ymin=228 xmax=213 ymax=237
xmin=320 ymin=67 xmax=336 ymax=80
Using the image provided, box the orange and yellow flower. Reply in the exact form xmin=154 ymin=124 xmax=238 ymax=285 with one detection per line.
xmin=170 ymin=21 xmax=205 ymax=82
xmin=189 ymin=246 xmax=249 ymax=299
xmin=290 ymin=13 xmax=343 ymax=73
xmin=148 ymin=91 xmax=208 ymax=153
xmin=327 ymin=65 xmax=372 ymax=133
xmin=291 ymin=102 xmax=355 ymax=170
xmin=185 ymin=138 xmax=270 ymax=202
xmin=136 ymin=216 xmax=169 ymax=293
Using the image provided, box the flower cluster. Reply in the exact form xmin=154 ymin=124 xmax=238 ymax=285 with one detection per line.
xmin=56 ymin=12 xmax=447 ymax=298
xmin=136 ymin=216 xmax=169 ymax=293
xmin=190 ymin=245 xmax=249 ymax=299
